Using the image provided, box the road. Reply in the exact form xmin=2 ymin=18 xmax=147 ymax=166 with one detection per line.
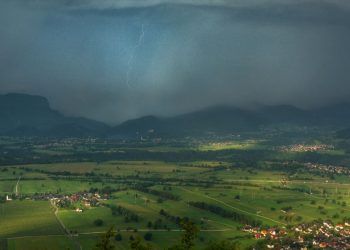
xmin=50 ymin=200 xmax=82 ymax=250
xmin=226 ymin=178 xmax=350 ymax=186
xmin=6 ymin=228 xmax=233 ymax=241
xmin=79 ymin=228 xmax=232 ymax=235
xmin=15 ymin=176 xmax=21 ymax=197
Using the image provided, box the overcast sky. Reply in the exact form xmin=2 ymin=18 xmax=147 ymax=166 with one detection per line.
xmin=1 ymin=0 xmax=350 ymax=124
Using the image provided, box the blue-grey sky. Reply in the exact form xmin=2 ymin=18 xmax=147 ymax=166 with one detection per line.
xmin=1 ymin=0 xmax=350 ymax=124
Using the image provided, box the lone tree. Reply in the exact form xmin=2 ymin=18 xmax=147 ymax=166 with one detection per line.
xmin=95 ymin=226 xmax=115 ymax=250
xmin=180 ymin=220 xmax=199 ymax=250
xmin=115 ymin=233 xmax=122 ymax=242
xmin=130 ymin=237 xmax=153 ymax=250
xmin=168 ymin=220 xmax=199 ymax=250
xmin=144 ymin=232 xmax=153 ymax=241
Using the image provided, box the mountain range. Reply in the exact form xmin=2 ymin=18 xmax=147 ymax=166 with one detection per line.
xmin=0 ymin=93 xmax=108 ymax=137
xmin=1 ymin=93 xmax=350 ymax=138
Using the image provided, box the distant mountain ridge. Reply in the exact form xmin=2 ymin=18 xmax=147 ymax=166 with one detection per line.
xmin=112 ymin=104 xmax=350 ymax=138
xmin=0 ymin=93 xmax=108 ymax=136
xmin=1 ymin=93 xmax=350 ymax=137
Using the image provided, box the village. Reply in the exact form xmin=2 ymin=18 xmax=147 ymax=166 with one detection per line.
xmin=4 ymin=190 xmax=109 ymax=213
xmin=304 ymin=162 xmax=350 ymax=176
xmin=243 ymin=220 xmax=350 ymax=249
xmin=279 ymin=144 xmax=334 ymax=153
xmin=50 ymin=191 xmax=108 ymax=212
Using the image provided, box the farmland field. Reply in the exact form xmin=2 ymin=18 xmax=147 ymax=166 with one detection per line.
xmin=0 ymin=201 xmax=63 ymax=237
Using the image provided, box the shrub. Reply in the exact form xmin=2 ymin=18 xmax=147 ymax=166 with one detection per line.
xmin=115 ymin=233 xmax=122 ymax=241
xmin=94 ymin=219 xmax=104 ymax=227
xmin=144 ymin=232 xmax=153 ymax=241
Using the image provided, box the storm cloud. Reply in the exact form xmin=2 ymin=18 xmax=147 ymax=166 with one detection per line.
xmin=1 ymin=0 xmax=350 ymax=124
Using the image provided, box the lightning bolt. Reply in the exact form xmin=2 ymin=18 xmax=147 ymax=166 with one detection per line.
xmin=126 ymin=24 xmax=145 ymax=88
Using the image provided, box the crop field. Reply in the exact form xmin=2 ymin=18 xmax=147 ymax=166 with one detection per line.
xmin=0 ymin=201 xmax=63 ymax=237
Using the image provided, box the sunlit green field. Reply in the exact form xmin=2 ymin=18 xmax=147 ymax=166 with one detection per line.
xmin=0 ymin=201 xmax=62 ymax=237
xmin=197 ymin=140 xmax=266 ymax=151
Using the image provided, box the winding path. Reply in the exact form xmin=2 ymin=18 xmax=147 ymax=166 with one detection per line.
xmin=15 ymin=176 xmax=21 ymax=196
xmin=50 ymin=200 xmax=82 ymax=250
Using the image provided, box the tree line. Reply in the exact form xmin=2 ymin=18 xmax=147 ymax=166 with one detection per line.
xmin=189 ymin=201 xmax=262 ymax=227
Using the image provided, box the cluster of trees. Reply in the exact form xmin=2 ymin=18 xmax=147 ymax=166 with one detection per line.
xmin=272 ymin=185 xmax=320 ymax=195
xmin=147 ymin=219 xmax=167 ymax=230
xmin=135 ymin=186 xmax=180 ymax=201
xmin=107 ymin=204 xmax=139 ymax=222
xmin=189 ymin=202 xmax=262 ymax=226
xmin=95 ymin=220 xmax=241 ymax=250
xmin=56 ymin=198 xmax=73 ymax=208
xmin=159 ymin=209 xmax=186 ymax=225
xmin=94 ymin=219 xmax=104 ymax=227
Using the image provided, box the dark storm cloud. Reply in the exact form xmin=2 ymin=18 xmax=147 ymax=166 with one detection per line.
xmin=1 ymin=0 xmax=350 ymax=124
